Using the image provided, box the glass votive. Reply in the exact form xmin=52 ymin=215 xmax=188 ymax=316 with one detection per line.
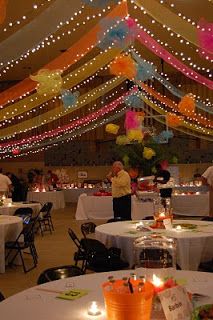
xmin=87 ymin=301 xmax=101 ymax=316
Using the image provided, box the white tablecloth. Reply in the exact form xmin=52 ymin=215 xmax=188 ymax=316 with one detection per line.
xmin=0 ymin=269 xmax=212 ymax=320
xmin=27 ymin=191 xmax=65 ymax=210
xmin=0 ymin=215 xmax=23 ymax=273
xmin=171 ymin=193 xmax=209 ymax=216
xmin=95 ymin=220 xmax=213 ymax=271
xmin=62 ymin=188 xmax=100 ymax=203
xmin=0 ymin=202 xmax=41 ymax=216
xmin=75 ymin=193 xmax=209 ymax=220
xmin=75 ymin=195 xmax=153 ymax=220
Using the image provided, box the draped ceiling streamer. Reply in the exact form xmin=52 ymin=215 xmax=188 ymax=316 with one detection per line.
xmin=0 ymin=1 xmax=128 ymax=107
xmin=131 ymin=50 xmax=213 ymax=114
xmin=0 ymin=47 xmax=123 ymax=122
xmin=0 ymin=76 xmax=126 ymax=139
xmin=0 ymin=0 xmax=83 ymax=68
xmin=0 ymin=0 xmax=7 ymax=24
xmin=133 ymin=0 xmax=203 ymax=50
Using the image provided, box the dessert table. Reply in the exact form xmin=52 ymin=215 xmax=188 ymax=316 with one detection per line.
xmin=0 ymin=215 xmax=23 ymax=273
xmin=0 ymin=202 xmax=41 ymax=216
xmin=95 ymin=220 xmax=213 ymax=270
xmin=62 ymin=188 xmax=104 ymax=203
xmin=27 ymin=191 xmax=65 ymax=210
xmin=0 ymin=268 xmax=212 ymax=320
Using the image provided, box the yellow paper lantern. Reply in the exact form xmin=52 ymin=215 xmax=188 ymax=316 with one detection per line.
xmin=105 ymin=123 xmax=120 ymax=135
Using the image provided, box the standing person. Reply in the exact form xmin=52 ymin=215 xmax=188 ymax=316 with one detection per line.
xmin=6 ymin=172 xmax=22 ymax=202
xmin=107 ymin=161 xmax=132 ymax=220
xmin=0 ymin=169 xmax=12 ymax=197
xmin=153 ymin=163 xmax=172 ymax=198
xmin=202 ymin=166 xmax=213 ymax=216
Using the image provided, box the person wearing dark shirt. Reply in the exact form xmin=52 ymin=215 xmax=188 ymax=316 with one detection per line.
xmin=6 ymin=172 xmax=22 ymax=202
xmin=154 ymin=163 xmax=172 ymax=198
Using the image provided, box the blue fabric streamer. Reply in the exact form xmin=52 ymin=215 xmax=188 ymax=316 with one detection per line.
xmin=61 ymin=90 xmax=80 ymax=109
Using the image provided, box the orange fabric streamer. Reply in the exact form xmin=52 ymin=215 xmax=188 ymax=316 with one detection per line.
xmin=0 ymin=0 xmax=7 ymax=24
xmin=0 ymin=1 xmax=128 ymax=107
xmin=110 ymin=54 xmax=136 ymax=79
xmin=140 ymin=82 xmax=213 ymax=128
xmin=178 ymin=95 xmax=195 ymax=116
xmin=167 ymin=113 xmax=183 ymax=127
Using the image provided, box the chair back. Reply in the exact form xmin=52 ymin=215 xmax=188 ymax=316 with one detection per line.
xmin=68 ymin=228 xmax=82 ymax=250
xmin=37 ymin=265 xmax=84 ymax=284
xmin=14 ymin=207 xmax=33 ymax=224
xmin=40 ymin=202 xmax=53 ymax=213
xmin=107 ymin=217 xmax=124 ymax=223
xmin=81 ymin=222 xmax=96 ymax=238
xmin=0 ymin=291 xmax=5 ymax=302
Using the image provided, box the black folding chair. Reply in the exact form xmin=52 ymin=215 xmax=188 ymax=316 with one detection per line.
xmin=0 ymin=291 xmax=5 ymax=302
xmin=81 ymin=222 xmax=96 ymax=238
xmin=5 ymin=220 xmax=38 ymax=273
xmin=38 ymin=202 xmax=54 ymax=236
xmin=14 ymin=207 xmax=33 ymax=225
xmin=37 ymin=265 xmax=84 ymax=284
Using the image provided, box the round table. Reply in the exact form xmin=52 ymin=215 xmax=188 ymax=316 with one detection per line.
xmin=0 ymin=202 xmax=41 ymax=216
xmin=95 ymin=220 xmax=213 ymax=270
xmin=0 ymin=269 xmax=212 ymax=320
xmin=0 ymin=215 xmax=23 ymax=273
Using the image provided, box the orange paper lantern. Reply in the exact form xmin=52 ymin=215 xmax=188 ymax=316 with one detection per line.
xmin=110 ymin=54 xmax=137 ymax=79
xmin=178 ymin=95 xmax=195 ymax=116
xmin=167 ymin=113 xmax=183 ymax=127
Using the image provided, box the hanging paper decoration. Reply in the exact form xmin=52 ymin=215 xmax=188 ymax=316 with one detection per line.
xmin=61 ymin=90 xmax=79 ymax=109
xmin=153 ymin=130 xmax=173 ymax=144
xmin=0 ymin=0 xmax=7 ymax=24
xmin=110 ymin=54 xmax=137 ymax=79
xmin=127 ymin=129 xmax=144 ymax=143
xmin=128 ymin=167 xmax=139 ymax=179
xmin=125 ymin=110 xmax=140 ymax=130
xmin=98 ymin=19 xmax=130 ymax=50
xmin=82 ymin=0 xmax=119 ymax=8
xmin=124 ymin=94 xmax=143 ymax=108
xmin=136 ymin=60 xmax=155 ymax=82
xmin=178 ymin=94 xmax=195 ymax=116
xmin=105 ymin=123 xmax=120 ymax=134
xmin=171 ymin=156 xmax=178 ymax=164
xmin=122 ymin=154 xmax=129 ymax=167
xmin=143 ymin=147 xmax=156 ymax=160
xmin=136 ymin=111 xmax=145 ymax=123
xmin=160 ymin=160 xmax=169 ymax=170
xmin=30 ymin=69 xmax=63 ymax=95
xmin=197 ymin=18 xmax=213 ymax=59
xmin=116 ymin=135 xmax=130 ymax=145
xmin=167 ymin=113 xmax=183 ymax=128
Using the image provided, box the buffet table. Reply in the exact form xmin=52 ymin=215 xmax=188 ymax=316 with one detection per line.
xmin=75 ymin=193 xmax=209 ymax=220
xmin=0 ymin=215 xmax=23 ymax=273
xmin=0 ymin=269 xmax=212 ymax=320
xmin=27 ymin=191 xmax=65 ymax=210
xmin=95 ymin=220 xmax=213 ymax=270
xmin=62 ymin=188 xmax=107 ymax=203
xmin=0 ymin=202 xmax=41 ymax=216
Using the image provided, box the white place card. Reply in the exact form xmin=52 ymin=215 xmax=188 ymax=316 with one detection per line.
xmin=158 ymin=285 xmax=193 ymax=320
xmin=163 ymin=218 xmax=172 ymax=230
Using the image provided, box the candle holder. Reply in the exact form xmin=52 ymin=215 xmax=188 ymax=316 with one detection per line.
xmin=102 ymin=278 xmax=154 ymax=320
xmin=87 ymin=301 xmax=101 ymax=316
xmin=152 ymin=198 xmax=173 ymax=229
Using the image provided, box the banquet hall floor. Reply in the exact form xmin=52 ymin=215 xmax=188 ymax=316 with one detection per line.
xmin=0 ymin=204 xmax=107 ymax=298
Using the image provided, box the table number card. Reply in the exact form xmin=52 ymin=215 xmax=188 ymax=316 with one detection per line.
xmin=57 ymin=289 xmax=89 ymax=301
xmin=158 ymin=285 xmax=193 ymax=320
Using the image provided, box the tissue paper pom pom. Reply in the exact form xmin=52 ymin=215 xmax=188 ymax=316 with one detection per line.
xmin=125 ymin=110 xmax=140 ymax=130
xmin=105 ymin=123 xmax=120 ymax=134
xmin=110 ymin=54 xmax=137 ymax=79
xmin=178 ymin=95 xmax=195 ymax=116
xmin=124 ymin=94 xmax=143 ymax=108
xmin=128 ymin=167 xmax=139 ymax=179
xmin=136 ymin=60 xmax=155 ymax=81
xmin=127 ymin=129 xmax=144 ymax=142
xmin=116 ymin=135 xmax=130 ymax=145
xmin=30 ymin=69 xmax=63 ymax=95
xmin=122 ymin=154 xmax=129 ymax=167
xmin=167 ymin=113 xmax=183 ymax=127
xmin=12 ymin=148 xmax=20 ymax=155
xmin=136 ymin=111 xmax=145 ymax=123
xmin=143 ymin=147 xmax=156 ymax=160
xmin=61 ymin=90 xmax=79 ymax=109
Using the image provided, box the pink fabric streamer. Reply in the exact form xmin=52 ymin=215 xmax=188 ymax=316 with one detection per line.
xmin=125 ymin=110 xmax=140 ymax=130
xmin=130 ymin=19 xmax=213 ymax=90
xmin=197 ymin=18 xmax=213 ymax=60
xmin=0 ymin=87 xmax=138 ymax=149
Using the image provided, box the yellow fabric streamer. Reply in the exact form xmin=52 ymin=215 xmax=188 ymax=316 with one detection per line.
xmin=0 ymin=77 xmax=125 ymax=139
xmin=133 ymin=0 xmax=199 ymax=48
xmin=0 ymin=47 xmax=123 ymax=122
xmin=105 ymin=123 xmax=120 ymax=135
xmin=30 ymin=69 xmax=63 ymax=95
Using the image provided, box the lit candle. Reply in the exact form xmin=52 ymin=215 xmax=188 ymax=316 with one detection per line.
xmin=87 ymin=301 xmax=101 ymax=316
xmin=176 ymin=225 xmax=182 ymax=231
xmin=152 ymin=274 xmax=164 ymax=293
xmin=35 ymin=188 xmax=39 ymax=192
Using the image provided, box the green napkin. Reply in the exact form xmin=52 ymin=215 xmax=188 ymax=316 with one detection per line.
xmin=57 ymin=289 xmax=89 ymax=300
